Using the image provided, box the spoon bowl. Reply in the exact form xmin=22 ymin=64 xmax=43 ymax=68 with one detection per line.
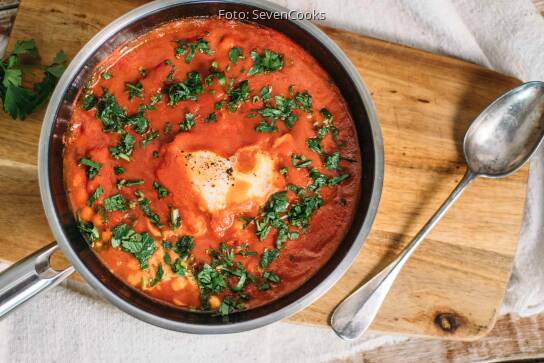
xmin=464 ymin=81 xmax=544 ymax=177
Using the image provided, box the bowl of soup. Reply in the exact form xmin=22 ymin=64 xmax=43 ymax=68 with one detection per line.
xmin=39 ymin=0 xmax=383 ymax=333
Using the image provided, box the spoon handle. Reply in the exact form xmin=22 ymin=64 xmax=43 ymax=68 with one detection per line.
xmin=331 ymin=169 xmax=477 ymax=340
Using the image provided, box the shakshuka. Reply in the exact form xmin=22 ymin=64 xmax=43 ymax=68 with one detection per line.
xmin=63 ymin=18 xmax=361 ymax=315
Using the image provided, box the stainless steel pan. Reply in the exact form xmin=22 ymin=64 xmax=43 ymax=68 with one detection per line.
xmin=0 ymin=0 xmax=383 ymax=333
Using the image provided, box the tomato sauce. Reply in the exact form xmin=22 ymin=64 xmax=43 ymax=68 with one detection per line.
xmin=63 ymin=18 xmax=361 ymax=314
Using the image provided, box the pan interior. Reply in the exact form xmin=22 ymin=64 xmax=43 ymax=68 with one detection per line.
xmin=46 ymin=1 xmax=378 ymax=329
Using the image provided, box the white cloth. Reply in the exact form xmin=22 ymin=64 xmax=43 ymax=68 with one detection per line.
xmin=2 ymin=1 xmax=544 ymax=362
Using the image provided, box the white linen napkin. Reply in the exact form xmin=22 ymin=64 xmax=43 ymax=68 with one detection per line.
xmin=2 ymin=1 xmax=544 ymax=361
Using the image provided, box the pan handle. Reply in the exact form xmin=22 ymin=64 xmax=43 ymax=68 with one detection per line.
xmin=0 ymin=242 xmax=74 ymax=318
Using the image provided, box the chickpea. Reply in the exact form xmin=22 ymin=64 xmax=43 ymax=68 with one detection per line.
xmin=208 ymin=295 xmax=221 ymax=310
xmin=78 ymin=206 xmax=94 ymax=221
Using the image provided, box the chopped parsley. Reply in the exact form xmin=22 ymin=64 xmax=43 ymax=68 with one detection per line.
xmin=165 ymin=71 xmax=203 ymax=105
xmin=141 ymin=129 xmax=159 ymax=147
xmin=291 ymin=154 xmax=312 ymax=169
xmin=259 ymin=85 xmax=272 ymax=101
xmin=258 ymin=95 xmax=298 ymax=128
xmin=324 ymin=151 xmax=341 ymax=170
xmin=104 ymin=193 xmax=128 ymax=212
xmin=82 ymin=94 xmax=96 ymax=110
xmin=126 ymin=112 xmax=149 ymax=134
xmin=111 ymin=224 xmax=156 ymax=268
xmin=179 ymin=112 xmax=196 ymax=131
xmin=255 ymin=119 xmax=277 ymax=133
xmin=135 ymin=191 xmax=160 ymax=226
xmin=228 ymin=47 xmax=244 ymax=64
xmin=204 ymin=112 xmax=217 ymax=123
xmin=94 ymin=90 xmax=127 ymax=133
xmin=226 ymin=80 xmax=249 ymax=112
xmin=205 ymin=69 xmax=226 ymax=86
xmin=76 ymin=217 xmax=99 ymax=245
xmin=125 ymin=81 xmax=143 ymax=100
xmin=149 ymin=264 xmax=164 ymax=287
xmin=87 ymin=185 xmax=103 ymax=206
xmin=113 ymin=166 xmax=124 ymax=175
xmin=217 ymin=296 xmax=245 ymax=316
xmin=328 ymin=173 xmax=351 ymax=186
xmin=174 ymin=38 xmax=213 ymax=63
xmin=263 ymin=271 xmax=280 ymax=283
xmin=174 ymin=235 xmax=194 ymax=259
xmin=101 ymin=71 xmax=112 ymax=80
xmin=306 ymin=137 xmax=324 ymax=155
xmin=109 ymin=133 xmax=135 ymax=161
xmin=117 ymin=179 xmax=144 ymax=189
xmin=295 ymin=91 xmax=312 ymax=112
xmin=153 ymin=181 xmax=169 ymax=199
xmin=248 ymin=49 xmax=283 ymax=76
xmin=288 ymin=193 xmax=323 ymax=230
xmin=260 ymin=248 xmax=280 ymax=268
xmin=169 ymin=207 xmax=181 ymax=230
xmin=79 ymin=157 xmax=101 ymax=179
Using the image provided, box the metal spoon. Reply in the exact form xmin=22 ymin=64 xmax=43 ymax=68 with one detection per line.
xmin=331 ymin=81 xmax=544 ymax=340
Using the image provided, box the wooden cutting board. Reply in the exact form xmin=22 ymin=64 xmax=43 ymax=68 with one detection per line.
xmin=0 ymin=0 xmax=527 ymax=340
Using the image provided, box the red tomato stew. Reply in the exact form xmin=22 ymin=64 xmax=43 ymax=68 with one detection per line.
xmin=63 ymin=18 xmax=361 ymax=315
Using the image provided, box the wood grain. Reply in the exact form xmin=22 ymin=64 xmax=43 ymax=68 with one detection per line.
xmin=0 ymin=0 xmax=527 ymax=340
xmin=334 ymin=313 xmax=544 ymax=363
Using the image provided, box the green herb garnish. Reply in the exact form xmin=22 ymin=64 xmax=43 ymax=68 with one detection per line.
xmin=248 ymin=49 xmax=283 ymax=76
xmin=104 ymin=193 xmax=128 ymax=212
xmin=79 ymin=157 xmax=102 ymax=179
xmin=153 ymin=181 xmax=169 ymax=199
xmin=125 ymin=81 xmax=143 ymax=100
xmin=228 ymin=47 xmax=244 ymax=64
xmin=165 ymin=71 xmax=203 ymax=105
xmin=179 ymin=112 xmax=196 ymax=131
xmin=174 ymin=38 xmax=212 ymax=63
xmin=87 ymin=185 xmax=103 ymax=206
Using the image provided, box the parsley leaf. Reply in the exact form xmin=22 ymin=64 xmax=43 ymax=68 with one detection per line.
xmin=125 ymin=81 xmax=143 ymax=100
xmin=179 ymin=112 xmax=196 ymax=131
xmin=141 ymin=129 xmax=159 ymax=147
xmin=226 ymin=80 xmax=249 ymax=112
xmin=204 ymin=112 xmax=217 ymax=123
xmin=197 ymin=264 xmax=227 ymax=293
xmin=295 ymin=91 xmax=312 ymax=112
xmin=79 ymin=158 xmax=102 ymax=179
xmin=248 ymin=49 xmax=283 ymax=76
xmin=135 ymin=191 xmax=160 ymax=226
xmin=113 ymin=224 xmax=156 ymax=269
xmin=153 ymin=181 xmax=169 ymax=199
xmin=260 ymin=248 xmax=280 ymax=268
xmin=174 ymin=235 xmax=194 ymax=259
xmin=76 ymin=217 xmax=99 ymax=245
xmin=104 ymin=193 xmax=128 ymax=212
xmin=328 ymin=173 xmax=351 ymax=186
xmin=165 ymin=71 xmax=203 ymax=105
xmin=94 ymin=90 xmax=127 ymax=133
xmin=291 ymin=153 xmax=312 ymax=169
xmin=170 ymin=207 xmax=181 ymax=230
xmin=257 ymin=95 xmax=298 ymax=128
xmin=228 ymin=47 xmax=244 ymax=64
xmin=87 ymin=185 xmax=103 ymax=206
xmin=255 ymin=119 xmax=277 ymax=133
xmin=126 ymin=112 xmax=149 ymax=134
xmin=259 ymin=85 xmax=272 ymax=101
xmin=1 ymin=41 xmax=66 ymax=120
xmin=175 ymin=38 xmax=212 ymax=63
xmin=109 ymin=133 xmax=135 ymax=161
xmin=149 ymin=264 xmax=164 ymax=287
